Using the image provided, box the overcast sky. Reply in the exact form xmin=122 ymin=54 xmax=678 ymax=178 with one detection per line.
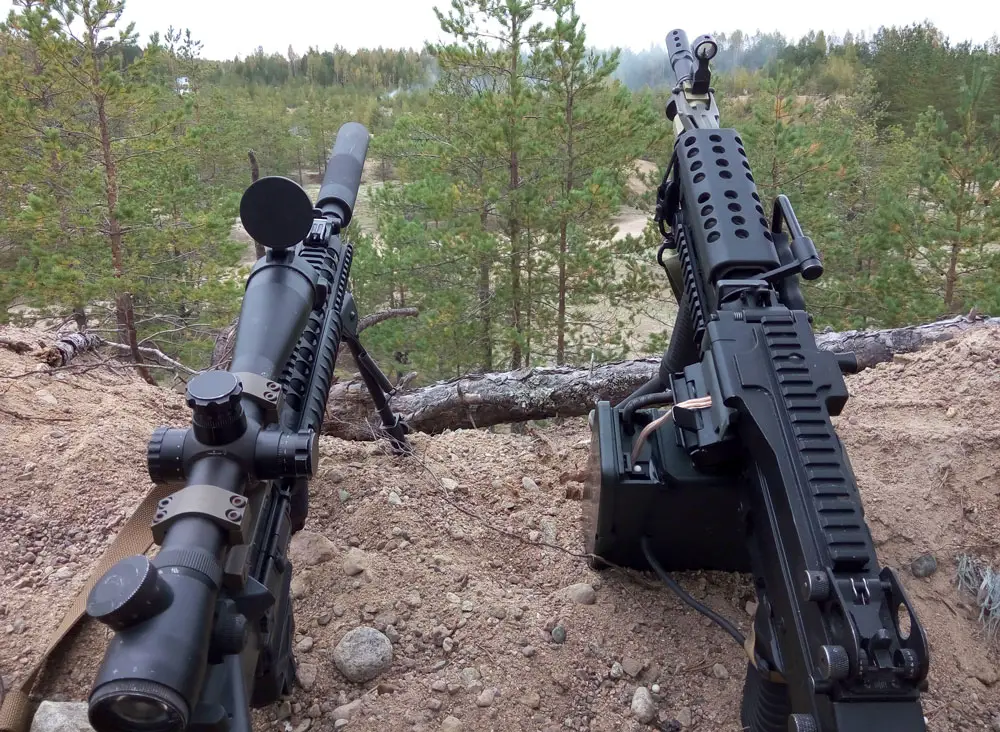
xmin=1 ymin=0 xmax=997 ymax=59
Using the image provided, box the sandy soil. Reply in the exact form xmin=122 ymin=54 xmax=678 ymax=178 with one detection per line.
xmin=1 ymin=323 xmax=1000 ymax=732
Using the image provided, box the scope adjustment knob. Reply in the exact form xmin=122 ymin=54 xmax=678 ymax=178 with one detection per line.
xmin=186 ymin=371 xmax=247 ymax=445
xmin=817 ymin=645 xmax=851 ymax=681
xmin=86 ymin=555 xmax=173 ymax=632
xmin=788 ymin=714 xmax=818 ymax=732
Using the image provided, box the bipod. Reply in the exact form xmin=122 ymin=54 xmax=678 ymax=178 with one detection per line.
xmin=340 ymin=292 xmax=412 ymax=456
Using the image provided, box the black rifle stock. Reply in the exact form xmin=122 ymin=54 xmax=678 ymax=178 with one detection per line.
xmin=83 ymin=123 xmax=410 ymax=732
xmin=583 ymin=30 xmax=930 ymax=732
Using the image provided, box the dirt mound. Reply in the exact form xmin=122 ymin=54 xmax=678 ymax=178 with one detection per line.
xmin=2 ymin=323 xmax=1000 ymax=731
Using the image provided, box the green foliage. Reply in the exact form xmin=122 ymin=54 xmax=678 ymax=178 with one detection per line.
xmin=1 ymin=2 xmax=998 ymax=382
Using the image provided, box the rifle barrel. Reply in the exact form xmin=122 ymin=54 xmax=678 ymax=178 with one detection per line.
xmin=316 ymin=122 xmax=370 ymax=227
xmin=667 ymin=28 xmax=695 ymax=87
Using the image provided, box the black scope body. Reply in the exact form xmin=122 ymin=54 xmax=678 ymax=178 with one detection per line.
xmin=86 ymin=123 xmax=371 ymax=732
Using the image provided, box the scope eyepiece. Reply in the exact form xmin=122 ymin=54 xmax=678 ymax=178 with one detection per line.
xmin=89 ymin=679 xmax=188 ymax=732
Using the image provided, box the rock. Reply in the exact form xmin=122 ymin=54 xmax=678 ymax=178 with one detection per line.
xmin=317 ymin=611 xmax=332 ymax=626
xmin=441 ymin=477 xmax=459 ymax=491
xmin=289 ymin=531 xmax=336 ymax=566
xmin=460 ymin=667 xmax=482 ymax=686
xmin=427 ymin=697 xmax=443 ymax=711
xmin=745 ymin=600 xmax=758 ymax=617
xmin=621 ymin=657 xmax=643 ymax=678
xmin=276 ymin=700 xmax=292 ymax=720
xmin=29 ymin=701 xmax=92 ymax=732
xmin=520 ymin=691 xmax=541 ymax=709
xmin=334 ymin=720 xmax=349 ymax=730
xmin=405 ymin=591 xmax=422 ymax=608
xmin=610 ymin=662 xmax=624 ymax=680
xmin=35 ymin=390 xmax=57 ymax=406
xmin=344 ymin=547 xmax=370 ymax=576
xmin=521 ymin=645 xmax=536 ymax=658
xmin=332 ymin=699 xmax=363 ymax=721
xmin=562 ymin=583 xmax=597 ymax=605
xmin=338 ymin=489 xmax=351 ymax=503
xmin=712 ymin=663 xmax=729 ymax=679
xmin=442 ymin=637 xmax=454 ymax=653
xmin=991 ymin=715 xmax=1000 ymax=732
xmin=292 ymin=720 xmax=312 ymax=732
xmin=440 ymin=717 xmax=464 ymax=732
xmin=432 ymin=679 xmax=448 ymax=692
xmin=388 ymin=491 xmax=402 ymax=505
xmin=488 ymin=605 xmax=507 ymax=619
xmin=296 ymin=636 xmax=315 ymax=653
xmin=676 ymin=707 xmax=693 ymax=727
xmin=290 ymin=575 xmax=309 ymax=599
xmin=461 ymin=600 xmax=474 ymax=613
xmin=475 ymin=688 xmax=496 ymax=707
xmin=333 ymin=627 xmax=394 ymax=683
xmin=946 ymin=406 xmax=958 ymax=418
xmin=13 ymin=618 xmax=26 ymax=634
xmin=540 ymin=518 xmax=557 ymax=543
xmin=297 ymin=662 xmax=318 ymax=691
xmin=522 ymin=477 xmax=540 ymax=491
xmin=910 ymin=553 xmax=938 ymax=578
xmin=551 ymin=625 xmax=566 ymax=644
xmin=975 ymin=666 xmax=999 ymax=686
xmin=631 ymin=687 xmax=656 ymax=724
xmin=528 ymin=530 xmax=541 ymax=543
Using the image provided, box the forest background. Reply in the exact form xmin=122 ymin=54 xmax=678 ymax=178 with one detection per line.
xmin=1 ymin=0 xmax=998 ymax=385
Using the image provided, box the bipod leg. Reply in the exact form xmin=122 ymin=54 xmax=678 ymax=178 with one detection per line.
xmin=341 ymin=293 xmax=412 ymax=455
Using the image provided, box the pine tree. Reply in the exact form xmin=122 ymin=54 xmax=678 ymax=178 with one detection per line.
xmin=433 ymin=0 xmax=553 ymax=369
xmin=534 ymin=0 xmax=662 ymax=364
xmin=899 ymin=69 xmax=1000 ymax=315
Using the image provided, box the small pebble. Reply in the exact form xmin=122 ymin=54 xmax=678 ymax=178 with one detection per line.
xmin=520 ymin=691 xmax=541 ymax=709
xmin=317 ymin=612 xmax=332 ymax=626
xmin=712 ymin=663 xmax=729 ymax=679
xmin=521 ymin=645 xmax=536 ymax=658
xmin=296 ymin=636 xmax=315 ymax=653
xmin=610 ymin=662 xmax=624 ymax=680
xmin=432 ymin=679 xmax=448 ymax=692
xmin=551 ymin=625 xmax=566 ymax=644
xmin=441 ymin=716 xmax=464 ymax=732
xmin=910 ymin=553 xmax=938 ymax=578
xmin=631 ymin=687 xmax=656 ymax=724
xmin=388 ymin=491 xmax=402 ymax=505
xmin=563 ymin=583 xmax=596 ymax=605
xmin=476 ymin=688 xmax=496 ymax=707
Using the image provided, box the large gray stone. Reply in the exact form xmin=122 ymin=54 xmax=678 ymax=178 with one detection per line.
xmin=30 ymin=702 xmax=94 ymax=732
xmin=333 ymin=626 xmax=394 ymax=683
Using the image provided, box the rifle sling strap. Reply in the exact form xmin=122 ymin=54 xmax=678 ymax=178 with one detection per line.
xmin=0 ymin=482 xmax=175 ymax=732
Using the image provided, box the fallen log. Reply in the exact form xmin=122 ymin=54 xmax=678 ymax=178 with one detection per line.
xmin=322 ymin=314 xmax=1000 ymax=440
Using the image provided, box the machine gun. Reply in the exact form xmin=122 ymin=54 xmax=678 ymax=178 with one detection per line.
xmin=583 ymin=30 xmax=930 ymax=732
xmin=81 ymin=122 xmax=410 ymax=732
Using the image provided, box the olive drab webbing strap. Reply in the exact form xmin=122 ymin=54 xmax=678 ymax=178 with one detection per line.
xmin=0 ymin=482 xmax=175 ymax=732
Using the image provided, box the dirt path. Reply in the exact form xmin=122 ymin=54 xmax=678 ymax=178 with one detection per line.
xmin=2 ymin=324 xmax=999 ymax=731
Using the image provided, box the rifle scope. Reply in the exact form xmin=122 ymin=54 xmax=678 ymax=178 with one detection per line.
xmin=85 ymin=123 xmax=369 ymax=732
